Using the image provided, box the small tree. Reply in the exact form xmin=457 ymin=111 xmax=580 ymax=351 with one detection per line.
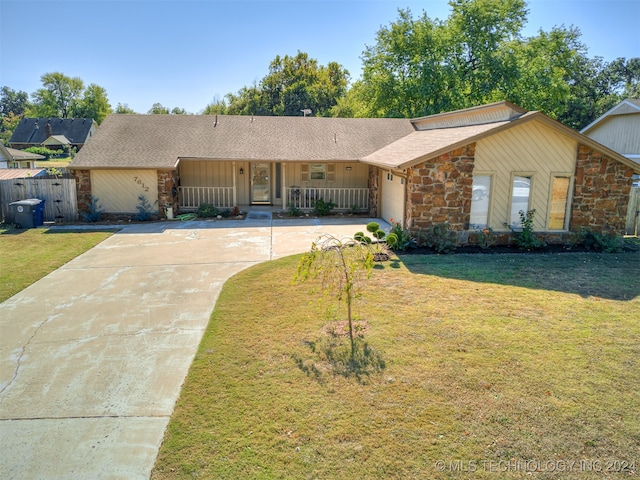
xmin=295 ymin=234 xmax=374 ymax=359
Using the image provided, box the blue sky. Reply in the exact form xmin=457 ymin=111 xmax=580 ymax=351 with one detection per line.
xmin=1 ymin=0 xmax=639 ymax=114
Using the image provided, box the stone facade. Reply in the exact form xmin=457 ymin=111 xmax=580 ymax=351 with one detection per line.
xmin=570 ymin=145 xmax=634 ymax=234
xmin=406 ymin=143 xmax=476 ymax=240
xmin=368 ymin=165 xmax=381 ymax=217
xmin=157 ymin=170 xmax=179 ymax=216
xmin=73 ymin=169 xmax=92 ymax=216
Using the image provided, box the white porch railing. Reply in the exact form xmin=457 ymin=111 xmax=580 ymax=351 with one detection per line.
xmin=179 ymin=186 xmax=235 ymax=209
xmin=286 ymin=187 xmax=369 ymax=210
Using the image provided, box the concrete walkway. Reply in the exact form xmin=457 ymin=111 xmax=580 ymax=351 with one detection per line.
xmin=0 ymin=216 xmax=386 ymax=480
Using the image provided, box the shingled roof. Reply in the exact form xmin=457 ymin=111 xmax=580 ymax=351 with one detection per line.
xmin=9 ymin=118 xmax=96 ymax=147
xmin=71 ymin=114 xmax=415 ymax=169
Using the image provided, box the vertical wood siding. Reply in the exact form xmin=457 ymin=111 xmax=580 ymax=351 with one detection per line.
xmin=91 ymin=170 xmax=159 ymax=213
xmin=475 ymin=120 xmax=577 ymax=231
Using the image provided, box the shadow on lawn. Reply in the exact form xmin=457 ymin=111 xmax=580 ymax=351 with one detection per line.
xmin=397 ymin=251 xmax=640 ymax=301
xmin=294 ymin=337 xmax=386 ymax=386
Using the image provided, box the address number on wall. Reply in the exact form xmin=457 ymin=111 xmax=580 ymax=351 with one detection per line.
xmin=133 ymin=176 xmax=150 ymax=192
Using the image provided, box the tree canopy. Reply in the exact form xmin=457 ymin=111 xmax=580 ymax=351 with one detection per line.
xmin=341 ymin=0 xmax=639 ymax=129
xmin=27 ymin=72 xmax=112 ymax=124
xmin=204 ymin=51 xmax=350 ymax=117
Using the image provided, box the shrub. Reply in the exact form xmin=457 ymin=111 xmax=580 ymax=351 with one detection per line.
xmin=134 ymin=195 xmax=154 ymax=221
xmin=81 ymin=196 xmax=104 ymax=223
xmin=289 ymin=204 xmax=301 ymax=217
xmin=24 ymin=146 xmax=62 ymax=160
xmin=579 ymin=228 xmax=624 ymax=253
xmin=196 ymin=203 xmax=220 ymax=218
xmin=313 ymin=198 xmax=335 ymax=216
xmin=386 ymin=220 xmax=416 ymax=251
xmin=230 ymin=206 xmax=241 ymax=216
xmin=423 ymin=223 xmax=457 ymax=253
xmin=509 ymin=209 xmax=546 ymax=251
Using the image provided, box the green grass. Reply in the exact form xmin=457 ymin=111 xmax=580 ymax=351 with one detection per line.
xmin=0 ymin=225 xmax=113 ymax=302
xmin=152 ymin=251 xmax=640 ymax=479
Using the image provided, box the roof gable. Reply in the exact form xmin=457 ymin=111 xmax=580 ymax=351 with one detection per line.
xmin=580 ymin=98 xmax=640 ymax=134
xmin=410 ymin=101 xmax=526 ymax=130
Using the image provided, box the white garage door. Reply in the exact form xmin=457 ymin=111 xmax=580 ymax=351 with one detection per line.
xmin=381 ymin=171 xmax=405 ymax=226
xmin=91 ymin=170 xmax=158 ymax=213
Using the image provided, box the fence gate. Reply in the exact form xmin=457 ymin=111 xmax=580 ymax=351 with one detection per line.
xmin=0 ymin=177 xmax=78 ymax=224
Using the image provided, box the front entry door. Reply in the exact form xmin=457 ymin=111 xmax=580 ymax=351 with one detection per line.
xmin=251 ymin=163 xmax=271 ymax=204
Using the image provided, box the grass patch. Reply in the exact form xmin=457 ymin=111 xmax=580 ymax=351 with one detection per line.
xmin=152 ymin=252 xmax=639 ymax=479
xmin=0 ymin=225 xmax=113 ymax=302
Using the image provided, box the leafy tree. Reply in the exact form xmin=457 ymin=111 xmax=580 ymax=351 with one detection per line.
xmin=347 ymin=0 xmax=638 ymax=128
xmin=223 ymin=51 xmax=349 ymax=116
xmin=0 ymin=86 xmax=30 ymax=119
xmin=75 ymin=83 xmax=112 ymax=123
xmin=148 ymin=103 xmax=170 ymax=114
xmin=170 ymin=107 xmax=187 ymax=115
xmin=115 ymin=103 xmax=137 ymax=114
xmin=202 ymin=96 xmax=228 ymax=115
xmin=30 ymin=72 xmax=84 ymax=118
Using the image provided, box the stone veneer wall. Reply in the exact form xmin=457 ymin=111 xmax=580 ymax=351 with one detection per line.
xmin=157 ymin=170 xmax=179 ymax=215
xmin=406 ymin=144 xmax=475 ymax=242
xmin=368 ymin=165 xmax=381 ymax=218
xmin=73 ymin=169 xmax=92 ymax=216
xmin=570 ymin=145 xmax=634 ymax=234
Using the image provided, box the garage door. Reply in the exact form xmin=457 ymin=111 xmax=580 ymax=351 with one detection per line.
xmin=91 ymin=170 xmax=158 ymax=213
xmin=381 ymin=171 xmax=405 ymax=226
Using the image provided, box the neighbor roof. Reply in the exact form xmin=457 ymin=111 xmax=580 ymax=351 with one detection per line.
xmin=70 ymin=114 xmax=416 ymax=169
xmin=580 ymin=98 xmax=640 ymax=134
xmin=0 ymin=169 xmax=46 ymax=180
xmin=9 ymin=118 xmax=95 ymax=146
xmin=0 ymin=144 xmax=46 ymax=161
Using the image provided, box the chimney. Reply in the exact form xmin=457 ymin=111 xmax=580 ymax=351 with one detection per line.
xmin=45 ymin=121 xmax=52 ymax=137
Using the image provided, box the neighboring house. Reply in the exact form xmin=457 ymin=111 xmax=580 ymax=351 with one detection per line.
xmin=580 ymin=99 xmax=640 ymax=233
xmin=0 ymin=143 xmax=45 ymax=169
xmin=69 ymin=102 xmax=639 ymax=244
xmin=9 ymin=118 xmax=97 ymax=151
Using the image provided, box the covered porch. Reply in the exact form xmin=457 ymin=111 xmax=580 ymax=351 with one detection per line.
xmin=177 ymin=159 xmax=371 ymax=212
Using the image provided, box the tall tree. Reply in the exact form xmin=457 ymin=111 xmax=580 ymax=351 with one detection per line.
xmin=75 ymin=83 xmax=112 ymax=123
xmin=115 ymin=103 xmax=137 ymax=114
xmin=148 ymin=103 xmax=170 ymax=114
xmin=30 ymin=72 xmax=84 ymax=118
xmin=222 ymin=51 xmax=349 ymax=116
xmin=0 ymin=86 xmax=30 ymax=119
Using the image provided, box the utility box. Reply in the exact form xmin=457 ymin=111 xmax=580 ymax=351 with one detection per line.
xmin=10 ymin=199 xmax=45 ymax=229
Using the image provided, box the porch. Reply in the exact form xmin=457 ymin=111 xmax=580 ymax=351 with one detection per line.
xmin=178 ymin=186 xmax=370 ymax=212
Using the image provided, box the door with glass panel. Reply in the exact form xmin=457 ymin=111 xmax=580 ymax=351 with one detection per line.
xmin=251 ymin=163 xmax=271 ymax=204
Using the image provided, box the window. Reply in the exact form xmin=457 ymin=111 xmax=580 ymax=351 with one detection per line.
xmin=469 ymin=175 xmax=491 ymax=229
xmin=310 ymin=164 xmax=326 ymax=180
xmin=510 ymin=175 xmax=531 ymax=226
xmin=549 ymin=176 xmax=571 ymax=230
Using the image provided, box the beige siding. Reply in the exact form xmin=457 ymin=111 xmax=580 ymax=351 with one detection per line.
xmin=475 ymin=119 xmax=577 ymax=231
xmin=586 ymin=115 xmax=640 ymax=156
xmin=92 ymin=170 xmax=159 ymax=213
xmin=285 ymin=162 xmax=368 ymax=188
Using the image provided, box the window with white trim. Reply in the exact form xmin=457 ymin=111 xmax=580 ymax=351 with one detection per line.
xmin=510 ymin=175 xmax=531 ymax=226
xmin=548 ymin=176 xmax=571 ymax=230
xmin=469 ymin=175 xmax=491 ymax=229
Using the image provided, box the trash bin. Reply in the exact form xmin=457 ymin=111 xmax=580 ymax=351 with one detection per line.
xmin=10 ymin=199 xmax=45 ymax=229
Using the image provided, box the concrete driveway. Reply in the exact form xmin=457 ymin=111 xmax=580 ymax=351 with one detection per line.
xmin=0 ymin=215 xmax=386 ymax=480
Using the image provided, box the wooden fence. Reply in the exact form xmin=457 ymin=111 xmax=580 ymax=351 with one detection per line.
xmin=627 ymin=186 xmax=640 ymax=235
xmin=0 ymin=176 xmax=78 ymax=224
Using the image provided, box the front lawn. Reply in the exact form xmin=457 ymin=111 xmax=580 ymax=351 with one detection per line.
xmin=0 ymin=226 xmax=114 ymax=302
xmin=152 ymin=251 xmax=639 ymax=479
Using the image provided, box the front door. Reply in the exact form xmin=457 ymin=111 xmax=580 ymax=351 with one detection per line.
xmin=251 ymin=163 xmax=271 ymax=204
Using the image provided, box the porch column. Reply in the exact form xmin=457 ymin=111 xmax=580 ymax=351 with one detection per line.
xmin=232 ymin=161 xmax=237 ymax=206
xmin=282 ymin=163 xmax=287 ymax=210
